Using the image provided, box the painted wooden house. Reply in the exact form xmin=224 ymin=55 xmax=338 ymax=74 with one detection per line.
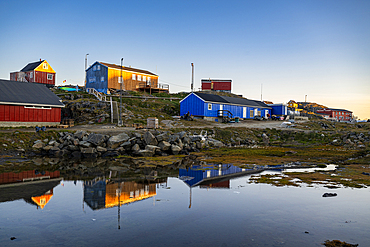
xmin=180 ymin=92 xmax=271 ymax=120
xmin=201 ymin=79 xmax=232 ymax=92
xmin=10 ymin=60 xmax=56 ymax=87
xmin=85 ymin=61 xmax=168 ymax=94
xmin=316 ymin=108 xmax=353 ymax=121
xmin=0 ymin=79 xmax=64 ymax=127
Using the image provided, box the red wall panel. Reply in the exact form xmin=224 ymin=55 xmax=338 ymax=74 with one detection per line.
xmin=0 ymin=105 xmax=61 ymax=123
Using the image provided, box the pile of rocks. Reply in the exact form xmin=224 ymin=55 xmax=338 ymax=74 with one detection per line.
xmin=32 ymin=130 xmax=224 ymax=159
xmin=332 ymin=131 xmax=370 ymax=148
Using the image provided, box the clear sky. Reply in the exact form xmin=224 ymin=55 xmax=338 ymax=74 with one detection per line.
xmin=0 ymin=0 xmax=369 ymax=119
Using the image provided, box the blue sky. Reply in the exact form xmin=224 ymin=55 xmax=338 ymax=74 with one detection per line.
xmin=1 ymin=0 xmax=369 ymax=119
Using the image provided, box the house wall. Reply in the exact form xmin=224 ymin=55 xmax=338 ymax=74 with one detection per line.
xmin=86 ymin=63 xmax=108 ymax=93
xmin=0 ymin=104 xmax=61 ymax=123
xmin=316 ymin=109 xmax=352 ymax=121
xmin=180 ymin=94 xmax=205 ymax=116
xmin=34 ymin=71 xmax=56 ymax=85
xmin=107 ymin=67 xmax=158 ymax=91
xmin=180 ymin=94 xmax=271 ymax=119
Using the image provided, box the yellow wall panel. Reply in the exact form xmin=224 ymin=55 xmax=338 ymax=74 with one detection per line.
xmin=34 ymin=60 xmax=56 ymax=73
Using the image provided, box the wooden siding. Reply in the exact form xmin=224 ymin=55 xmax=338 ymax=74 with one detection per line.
xmin=0 ymin=170 xmax=60 ymax=185
xmin=86 ymin=63 xmax=108 ymax=93
xmin=180 ymin=93 xmax=271 ymax=119
xmin=180 ymin=93 xmax=205 ymax=116
xmin=107 ymin=67 xmax=158 ymax=91
xmin=0 ymin=105 xmax=61 ymax=123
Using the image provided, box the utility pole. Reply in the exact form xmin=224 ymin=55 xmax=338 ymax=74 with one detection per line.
xmin=84 ymin=54 xmax=89 ymax=88
xmin=119 ymin=58 xmax=124 ymax=126
xmin=191 ymin=63 xmax=194 ymax=92
xmin=261 ymin=83 xmax=263 ymax=101
xmin=305 ymin=95 xmax=307 ymax=102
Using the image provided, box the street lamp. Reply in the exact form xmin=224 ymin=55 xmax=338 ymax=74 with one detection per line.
xmin=84 ymin=54 xmax=89 ymax=88
xmin=118 ymin=58 xmax=124 ymax=126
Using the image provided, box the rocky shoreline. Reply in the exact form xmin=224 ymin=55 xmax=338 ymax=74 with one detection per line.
xmin=30 ymin=130 xmax=224 ymax=159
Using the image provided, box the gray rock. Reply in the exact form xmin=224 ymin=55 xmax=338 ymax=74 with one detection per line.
xmin=171 ymin=144 xmax=182 ymax=155
xmin=145 ymin=145 xmax=160 ymax=152
xmin=137 ymin=149 xmax=154 ymax=157
xmin=144 ymin=131 xmax=158 ymax=146
xmin=96 ymin=146 xmax=107 ymax=152
xmin=120 ymin=141 xmax=132 ymax=150
xmin=182 ymin=136 xmax=191 ymax=144
xmin=131 ymin=144 xmax=140 ymax=152
xmin=207 ymin=138 xmax=224 ymax=147
xmin=74 ymin=130 xmax=86 ymax=140
xmin=79 ymin=141 xmax=91 ymax=148
xmin=68 ymin=145 xmax=80 ymax=151
xmin=32 ymin=142 xmax=45 ymax=149
xmin=43 ymin=145 xmax=54 ymax=151
xmin=158 ymin=141 xmax=171 ymax=151
xmin=156 ymin=133 xmax=170 ymax=142
xmin=86 ymin=133 xmax=105 ymax=146
xmin=107 ymin=133 xmax=130 ymax=149
xmin=81 ymin=147 xmax=98 ymax=158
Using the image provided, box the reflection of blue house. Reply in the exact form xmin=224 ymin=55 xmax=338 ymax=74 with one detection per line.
xmin=179 ymin=164 xmax=255 ymax=188
xmin=180 ymin=92 xmax=271 ymax=120
xmin=83 ymin=180 xmax=106 ymax=210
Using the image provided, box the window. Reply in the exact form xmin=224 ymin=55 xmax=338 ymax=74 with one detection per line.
xmin=250 ymin=110 xmax=254 ymax=118
xmin=97 ymin=65 xmax=100 ymax=71
xmin=30 ymin=72 xmax=33 ymax=79
xmin=47 ymin=74 xmax=53 ymax=80
xmin=137 ymin=75 xmax=142 ymax=81
xmin=147 ymin=77 xmax=151 ymax=84
xmin=143 ymin=76 xmax=146 ymax=82
xmin=132 ymin=74 xmax=136 ymax=80
xmin=118 ymin=77 xmax=123 ymax=84
xmin=43 ymin=63 xmax=48 ymax=70
xmin=101 ymin=76 xmax=104 ymax=82
xmin=257 ymin=111 xmax=261 ymax=116
xmin=93 ymin=65 xmax=96 ymax=71
xmin=208 ymin=103 xmax=212 ymax=110
xmin=89 ymin=77 xmax=96 ymax=83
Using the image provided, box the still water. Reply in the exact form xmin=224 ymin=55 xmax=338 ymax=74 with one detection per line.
xmin=1 ymin=164 xmax=369 ymax=247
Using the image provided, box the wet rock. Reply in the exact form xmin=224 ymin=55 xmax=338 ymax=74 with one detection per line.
xmin=322 ymin=193 xmax=337 ymax=197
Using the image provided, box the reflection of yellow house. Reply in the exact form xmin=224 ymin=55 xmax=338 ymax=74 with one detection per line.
xmin=31 ymin=190 xmax=53 ymax=209
xmin=105 ymin=181 xmax=157 ymax=208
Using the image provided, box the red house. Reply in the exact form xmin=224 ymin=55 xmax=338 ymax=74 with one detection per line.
xmin=10 ymin=60 xmax=56 ymax=87
xmin=316 ymin=108 xmax=353 ymax=121
xmin=0 ymin=79 xmax=64 ymax=127
xmin=201 ymin=79 xmax=232 ymax=92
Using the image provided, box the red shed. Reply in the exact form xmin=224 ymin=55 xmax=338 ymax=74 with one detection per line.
xmin=201 ymin=79 xmax=232 ymax=92
xmin=10 ymin=60 xmax=56 ymax=87
xmin=0 ymin=79 xmax=64 ymax=127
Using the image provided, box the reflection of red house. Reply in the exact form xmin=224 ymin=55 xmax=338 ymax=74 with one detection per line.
xmin=200 ymin=180 xmax=230 ymax=189
xmin=316 ymin=108 xmax=353 ymax=121
xmin=0 ymin=170 xmax=60 ymax=185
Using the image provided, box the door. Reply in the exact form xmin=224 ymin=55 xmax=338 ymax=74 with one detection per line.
xmin=243 ymin=107 xmax=247 ymax=118
xmin=219 ymin=105 xmax=223 ymax=116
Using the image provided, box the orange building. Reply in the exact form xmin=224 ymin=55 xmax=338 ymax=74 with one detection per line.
xmin=85 ymin=61 xmax=169 ymax=94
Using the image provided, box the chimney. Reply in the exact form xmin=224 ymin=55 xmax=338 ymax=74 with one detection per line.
xmin=40 ymin=58 xmax=41 ymax=61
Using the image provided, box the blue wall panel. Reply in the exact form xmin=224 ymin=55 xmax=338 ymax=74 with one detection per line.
xmin=86 ymin=62 xmax=108 ymax=93
xmin=180 ymin=94 xmax=205 ymax=116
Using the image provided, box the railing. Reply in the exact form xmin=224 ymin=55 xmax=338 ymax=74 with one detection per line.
xmin=137 ymin=82 xmax=169 ymax=91
xmin=86 ymin=88 xmax=107 ymax=101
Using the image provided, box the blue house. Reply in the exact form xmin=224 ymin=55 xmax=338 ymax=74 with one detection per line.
xmin=267 ymin=103 xmax=288 ymax=116
xmin=180 ymin=92 xmax=271 ymax=120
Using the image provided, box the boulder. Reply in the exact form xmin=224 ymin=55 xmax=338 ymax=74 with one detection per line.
xmin=171 ymin=144 xmax=182 ymax=155
xmin=32 ymin=142 xmax=45 ymax=149
xmin=145 ymin=145 xmax=160 ymax=152
xmin=136 ymin=149 xmax=154 ymax=157
xmin=81 ymin=147 xmax=98 ymax=158
xmin=96 ymin=146 xmax=107 ymax=152
xmin=74 ymin=130 xmax=87 ymax=140
xmin=156 ymin=133 xmax=170 ymax=142
xmin=86 ymin=133 xmax=105 ymax=146
xmin=79 ymin=141 xmax=91 ymax=148
xmin=131 ymin=144 xmax=140 ymax=152
xmin=158 ymin=141 xmax=171 ymax=151
xmin=207 ymin=138 xmax=224 ymax=147
xmin=144 ymin=131 xmax=158 ymax=146
xmin=107 ymin=133 xmax=130 ymax=149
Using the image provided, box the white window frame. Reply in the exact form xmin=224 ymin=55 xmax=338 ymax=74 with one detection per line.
xmin=47 ymin=74 xmax=53 ymax=80
xmin=208 ymin=103 xmax=212 ymax=110
xmin=137 ymin=75 xmax=142 ymax=81
xmin=24 ymin=106 xmax=51 ymax=109
xmin=147 ymin=77 xmax=151 ymax=85
xmin=132 ymin=74 xmax=136 ymax=80
xmin=93 ymin=65 xmax=96 ymax=71
xmin=118 ymin=77 xmax=123 ymax=84
xmin=30 ymin=72 xmax=33 ymax=79
xmin=101 ymin=76 xmax=104 ymax=82
xmin=143 ymin=76 xmax=146 ymax=82
xmin=97 ymin=65 xmax=100 ymax=71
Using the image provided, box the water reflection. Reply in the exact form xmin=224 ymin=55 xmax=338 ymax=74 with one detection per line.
xmin=0 ymin=170 xmax=62 ymax=209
